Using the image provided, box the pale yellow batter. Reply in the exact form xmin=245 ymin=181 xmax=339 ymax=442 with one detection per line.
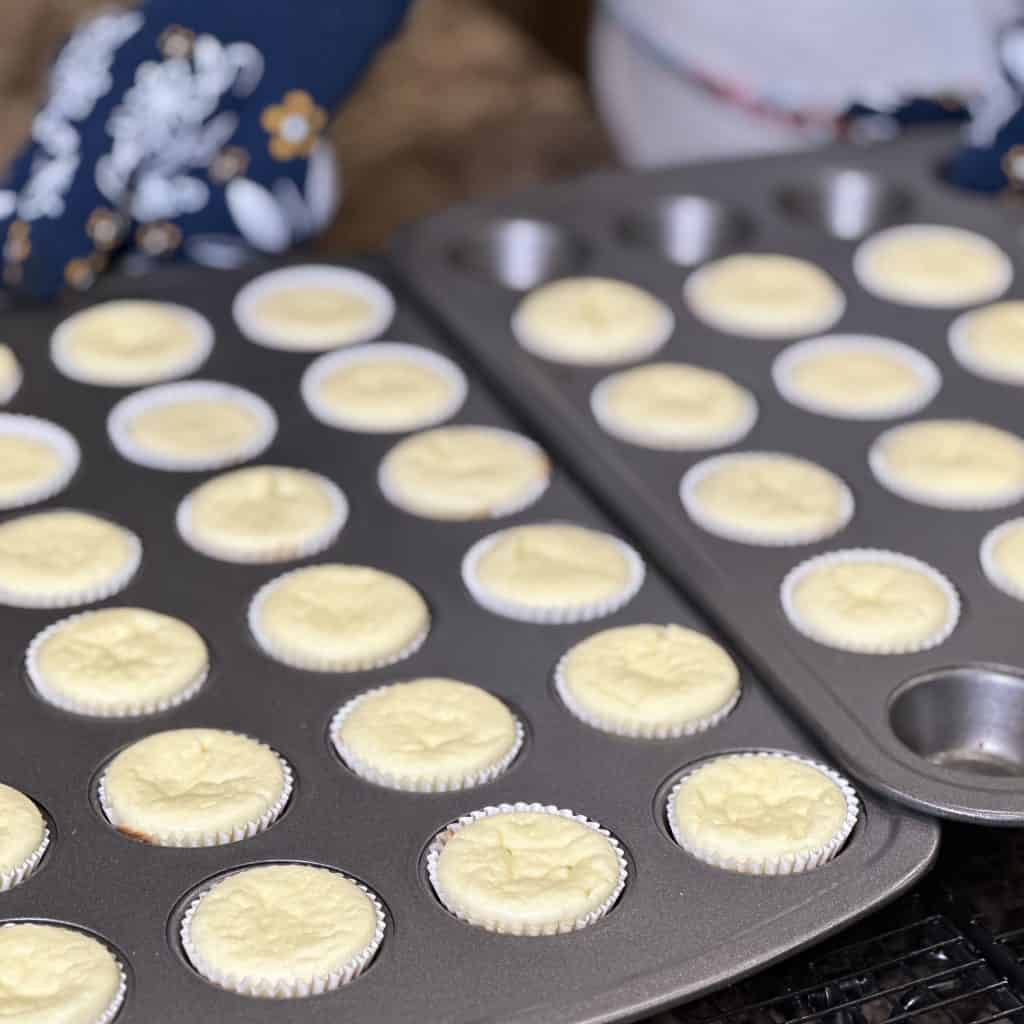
xmin=870 ymin=418 xmax=1024 ymax=508
xmin=0 ymin=416 xmax=78 ymax=509
xmin=557 ymin=624 xmax=740 ymax=737
xmin=465 ymin=523 xmax=641 ymax=619
xmin=251 ymin=563 xmax=430 ymax=670
xmin=685 ymin=253 xmax=845 ymax=338
xmin=0 ymin=923 xmax=124 ymax=1024
xmin=950 ymin=301 xmax=1024 ymax=384
xmin=379 ymin=425 xmax=550 ymax=520
xmin=29 ymin=607 xmax=208 ymax=716
xmin=982 ymin=518 xmax=1024 ymax=601
xmin=682 ymin=452 xmax=853 ymax=545
xmin=591 ymin=361 xmax=757 ymax=449
xmin=184 ymin=864 xmax=382 ymax=996
xmin=333 ymin=677 xmax=520 ymax=790
xmin=233 ymin=265 xmax=394 ymax=351
xmin=855 ymin=224 xmax=1011 ymax=307
xmin=50 ymin=299 xmax=212 ymax=386
xmin=0 ymin=509 xmax=140 ymax=608
xmin=431 ymin=808 xmax=624 ymax=934
xmin=782 ymin=551 xmax=958 ymax=653
xmin=0 ymin=783 xmax=46 ymax=888
xmin=179 ymin=465 xmax=346 ymax=563
xmin=670 ymin=754 xmax=853 ymax=873
xmin=101 ymin=728 xmax=289 ymax=846
xmin=773 ymin=336 xmax=939 ymax=419
xmin=304 ymin=343 xmax=465 ymax=432
xmin=0 ymin=344 xmax=21 ymax=403
xmin=513 ymin=276 xmax=673 ymax=365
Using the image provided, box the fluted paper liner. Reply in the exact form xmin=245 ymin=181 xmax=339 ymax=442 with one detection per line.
xmin=301 ymin=341 xmax=467 ymax=433
xmin=330 ymin=688 xmax=524 ymax=791
xmin=233 ymin=264 xmax=395 ymax=352
xmin=0 ymin=414 xmax=81 ymax=510
xmin=248 ymin=567 xmax=430 ymax=672
xmin=26 ymin=611 xmax=208 ymax=717
xmin=772 ymin=334 xmax=941 ymax=420
xmin=180 ymin=868 xmax=386 ymax=998
xmin=667 ymin=752 xmax=860 ymax=875
xmin=981 ymin=518 xmax=1024 ymax=602
xmin=98 ymin=743 xmax=293 ymax=847
xmin=0 ymin=824 xmax=49 ymax=892
xmin=680 ymin=452 xmax=855 ymax=547
xmin=377 ymin=426 xmax=550 ymax=521
xmin=107 ymin=380 xmax=277 ymax=472
xmin=780 ymin=547 xmax=960 ymax=654
xmin=426 ymin=802 xmax=628 ymax=935
xmin=462 ymin=526 xmax=645 ymax=624
xmin=176 ymin=473 xmax=348 ymax=564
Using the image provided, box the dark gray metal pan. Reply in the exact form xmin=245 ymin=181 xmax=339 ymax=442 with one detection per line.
xmin=0 ymin=260 xmax=935 ymax=1021
xmin=393 ymin=130 xmax=1024 ymax=823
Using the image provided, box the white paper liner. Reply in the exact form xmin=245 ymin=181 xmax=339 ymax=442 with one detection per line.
xmin=50 ymin=301 xmax=214 ymax=386
xmin=0 ymin=413 xmax=81 ymax=510
xmin=300 ymin=341 xmax=468 ymax=433
xmin=180 ymin=868 xmax=386 ymax=997
xmin=176 ymin=471 xmax=348 ymax=564
xmin=97 ymin=743 xmax=293 ymax=847
xmin=780 ymin=547 xmax=961 ymax=654
xmin=0 ymin=352 xmax=22 ymax=405
xmin=0 ymin=824 xmax=50 ymax=892
xmin=377 ymin=426 xmax=551 ymax=521
xmin=107 ymin=380 xmax=277 ymax=472
xmin=554 ymin=650 xmax=740 ymax=739
xmin=589 ymin=369 xmax=758 ymax=451
xmin=853 ymin=225 xmax=1013 ymax=308
xmin=772 ymin=334 xmax=942 ymax=420
xmin=425 ymin=802 xmax=628 ymax=935
xmin=461 ymin=525 xmax=646 ymax=624
xmin=666 ymin=752 xmax=860 ymax=876
xmin=980 ymin=518 xmax=1024 ymax=602
xmin=511 ymin=285 xmax=675 ymax=366
xmin=233 ymin=264 xmax=396 ymax=352
xmin=25 ymin=611 xmax=208 ymax=718
xmin=680 ymin=452 xmax=855 ymax=547
xmin=868 ymin=421 xmax=1024 ymax=510
xmin=683 ymin=259 xmax=846 ymax=340
xmin=247 ymin=567 xmax=430 ymax=672
xmin=0 ymin=923 xmax=127 ymax=1024
xmin=330 ymin=688 xmax=524 ymax=791
xmin=949 ymin=307 xmax=1024 ymax=386
xmin=0 ymin=514 xmax=141 ymax=610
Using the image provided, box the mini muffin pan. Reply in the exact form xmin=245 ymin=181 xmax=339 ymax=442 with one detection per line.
xmin=393 ymin=129 xmax=1024 ymax=824
xmin=0 ymin=260 xmax=935 ymax=1022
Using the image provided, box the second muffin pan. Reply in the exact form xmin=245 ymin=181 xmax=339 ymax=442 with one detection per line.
xmin=393 ymin=129 xmax=1024 ymax=824
xmin=0 ymin=259 xmax=936 ymax=1022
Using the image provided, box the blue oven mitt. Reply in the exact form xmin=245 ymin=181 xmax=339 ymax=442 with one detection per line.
xmin=0 ymin=0 xmax=411 ymax=298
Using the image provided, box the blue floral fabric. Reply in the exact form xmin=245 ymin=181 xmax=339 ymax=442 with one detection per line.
xmin=6 ymin=2 xmax=1024 ymax=299
xmin=0 ymin=0 xmax=411 ymax=298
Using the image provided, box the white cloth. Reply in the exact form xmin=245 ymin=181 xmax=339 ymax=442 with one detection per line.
xmin=592 ymin=0 xmax=1022 ymax=167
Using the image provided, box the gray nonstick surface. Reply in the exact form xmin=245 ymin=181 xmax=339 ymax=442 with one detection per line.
xmin=393 ymin=129 xmax=1024 ymax=824
xmin=0 ymin=260 xmax=936 ymax=1022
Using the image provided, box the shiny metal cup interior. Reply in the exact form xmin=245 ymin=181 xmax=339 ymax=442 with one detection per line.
xmin=890 ymin=665 xmax=1024 ymax=777
xmin=777 ymin=168 xmax=912 ymax=239
xmin=446 ymin=217 xmax=585 ymax=290
xmin=616 ymin=194 xmax=751 ymax=266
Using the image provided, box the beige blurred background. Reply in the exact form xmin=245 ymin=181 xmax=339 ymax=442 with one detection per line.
xmin=0 ymin=0 xmax=612 ymax=253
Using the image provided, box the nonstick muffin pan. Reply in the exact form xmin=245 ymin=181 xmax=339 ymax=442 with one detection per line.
xmin=393 ymin=128 xmax=1024 ymax=825
xmin=0 ymin=259 xmax=936 ymax=1022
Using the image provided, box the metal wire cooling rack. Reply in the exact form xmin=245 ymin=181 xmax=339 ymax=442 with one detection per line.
xmin=654 ymin=829 xmax=1024 ymax=1024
